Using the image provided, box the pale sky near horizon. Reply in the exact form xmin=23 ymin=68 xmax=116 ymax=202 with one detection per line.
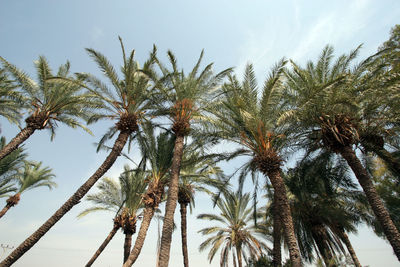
xmin=0 ymin=0 xmax=400 ymax=267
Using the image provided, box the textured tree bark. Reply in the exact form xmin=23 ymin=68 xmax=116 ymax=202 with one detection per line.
xmin=124 ymin=233 xmax=133 ymax=264
xmin=236 ymin=247 xmax=242 ymax=267
xmin=338 ymin=229 xmax=361 ymax=267
xmin=266 ymin=169 xmax=302 ymax=267
xmin=180 ymin=202 xmax=189 ymax=267
xmin=0 ymin=131 xmax=131 ymax=267
xmin=123 ymin=207 xmax=156 ymax=266
xmin=157 ymin=135 xmax=185 ymax=267
xmin=339 ymin=146 xmax=400 ymax=261
xmin=0 ymin=203 xmax=12 ymax=219
xmin=0 ymin=127 xmax=35 ymax=161
xmin=311 ymin=224 xmax=336 ymax=267
xmin=272 ymin=193 xmax=282 ymax=267
xmin=85 ymin=223 xmax=120 ymax=267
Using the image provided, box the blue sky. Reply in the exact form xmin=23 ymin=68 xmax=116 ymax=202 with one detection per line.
xmin=0 ymin=0 xmax=399 ymax=266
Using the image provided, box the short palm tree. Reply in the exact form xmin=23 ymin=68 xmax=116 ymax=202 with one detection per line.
xmin=0 ymin=161 xmax=55 ymax=219
xmin=285 ymin=153 xmax=366 ymax=267
xmin=0 ymin=40 xmax=156 ymax=267
xmin=79 ymin=165 xmax=147 ymax=266
xmin=280 ymin=45 xmax=400 ymax=261
xmin=198 ymin=190 xmax=270 ymax=267
xmin=210 ymin=62 xmax=302 ymax=266
xmin=152 ymin=50 xmax=232 ymax=267
xmin=0 ymin=68 xmax=22 ymax=126
xmin=0 ymin=57 xmax=94 ymax=161
xmin=123 ymin=124 xmax=175 ymax=267
xmin=178 ymin=150 xmax=226 ymax=267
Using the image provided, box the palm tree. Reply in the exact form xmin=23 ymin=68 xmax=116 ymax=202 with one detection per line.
xmin=178 ymin=151 xmax=226 ymax=267
xmin=123 ymin=124 xmax=175 ymax=267
xmin=285 ymin=153 xmax=366 ymax=267
xmin=153 ymin=50 xmax=231 ymax=267
xmin=198 ymin=189 xmax=270 ymax=267
xmin=0 ymin=57 xmax=94 ymax=161
xmin=0 ymin=39 xmax=156 ymax=267
xmin=0 ymin=68 xmax=22 ymax=127
xmin=0 ymin=161 xmax=55 ymax=219
xmin=210 ymin=62 xmax=302 ymax=266
xmin=280 ymin=45 xmax=400 ymax=261
xmin=79 ymin=165 xmax=147 ymax=266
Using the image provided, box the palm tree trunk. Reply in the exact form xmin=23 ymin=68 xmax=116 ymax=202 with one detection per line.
xmin=180 ymin=202 xmax=189 ymax=267
xmin=0 ymin=126 xmax=35 ymax=161
xmin=86 ymin=223 xmax=120 ymax=267
xmin=272 ymin=193 xmax=282 ymax=267
xmin=123 ymin=207 xmax=156 ymax=267
xmin=339 ymin=145 xmax=400 ymax=261
xmin=157 ymin=135 xmax=185 ymax=267
xmin=0 ymin=131 xmax=131 ymax=267
xmin=0 ymin=203 xmax=13 ymax=219
xmin=339 ymin=146 xmax=400 ymax=261
xmin=338 ymin=228 xmax=361 ymax=267
xmin=311 ymin=224 xmax=336 ymax=267
xmin=266 ymin=169 xmax=302 ymax=267
xmin=124 ymin=232 xmax=133 ymax=264
xmin=236 ymin=247 xmax=242 ymax=267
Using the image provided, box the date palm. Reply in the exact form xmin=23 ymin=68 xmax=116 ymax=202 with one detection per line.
xmin=280 ymin=45 xmax=400 ymax=261
xmin=0 ymin=57 xmax=94 ymax=161
xmin=153 ymin=50 xmax=232 ymax=267
xmin=210 ymin=62 xmax=302 ymax=266
xmin=0 ymin=39 xmax=156 ymax=267
xmin=178 ymin=151 xmax=226 ymax=267
xmin=123 ymin=123 xmax=175 ymax=266
xmin=285 ymin=153 xmax=366 ymax=267
xmin=79 ymin=165 xmax=147 ymax=266
xmin=198 ymin=190 xmax=270 ymax=267
xmin=0 ymin=161 xmax=55 ymax=219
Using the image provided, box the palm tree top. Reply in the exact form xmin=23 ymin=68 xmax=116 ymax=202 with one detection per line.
xmin=0 ymin=56 xmax=96 ymax=139
xmin=0 ymin=68 xmax=22 ymax=125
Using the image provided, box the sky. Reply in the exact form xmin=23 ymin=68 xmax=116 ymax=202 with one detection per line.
xmin=0 ymin=0 xmax=399 ymax=266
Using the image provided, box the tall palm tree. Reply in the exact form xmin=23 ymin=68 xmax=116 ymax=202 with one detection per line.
xmin=0 ymin=39 xmax=156 ymax=267
xmin=79 ymin=165 xmax=147 ymax=266
xmin=153 ymin=50 xmax=231 ymax=267
xmin=280 ymin=45 xmax=400 ymax=261
xmin=210 ymin=62 xmax=302 ymax=266
xmin=0 ymin=161 xmax=55 ymax=219
xmin=0 ymin=68 xmax=22 ymax=127
xmin=123 ymin=124 xmax=175 ymax=267
xmin=198 ymin=190 xmax=270 ymax=267
xmin=0 ymin=57 xmax=94 ymax=161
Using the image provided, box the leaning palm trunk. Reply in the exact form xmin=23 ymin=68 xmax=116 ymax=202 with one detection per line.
xmin=337 ymin=228 xmax=361 ymax=267
xmin=123 ymin=206 xmax=156 ymax=266
xmin=180 ymin=202 xmax=189 ymax=267
xmin=86 ymin=221 xmax=120 ymax=267
xmin=0 ymin=193 xmax=20 ymax=219
xmin=266 ymin=169 xmax=302 ymax=267
xmin=0 ymin=131 xmax=131 ymax=267
xmin=272 ymin=193 xmax=282 ymax=267
xmin=0 ymin=127 xmax=35 ymax=161
xmin=339 ymin=146 xmax=400 ymax=261
xmin=157 ymin=135 xmax=185 ymax=267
